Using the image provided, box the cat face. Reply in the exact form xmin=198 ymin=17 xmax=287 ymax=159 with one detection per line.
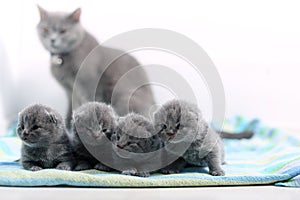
xmin=37 ymin=6 xmax=85 ymax=54
xmin=111 ymin=113 xmax=158 ymax=157
xmin=154 ymin=100 xmax=200 ymax=144
xmin=72 ymin=102 xmax=117 ymax=145
xmin=17 ymin=104 xmax=62 ymax=146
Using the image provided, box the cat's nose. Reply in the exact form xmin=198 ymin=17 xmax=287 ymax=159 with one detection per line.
xmin=23 ymin=131 xmax=29 ymax=137
xmin=22 ymin=131 xmax=29 ymax=140
xmin=117 ymin=144 xmax=125 ymax=149
xmin=50 ymin=39 xmax=55 ymax=44
xmin=167 ymin=132 xmax=175 ymax=136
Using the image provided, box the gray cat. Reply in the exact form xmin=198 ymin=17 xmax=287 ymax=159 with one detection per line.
xmin=17 ymin=104 xmax=75 ymax=171
xmin=154 ymin=99 xmax=225 ymax=176
xmin=71 ymin=102 xmax=117 ymax=171
xmin=37 ymin=6 xmax=155 ymax=128
xmin=111 ymin=113 xmax=163 ymax=177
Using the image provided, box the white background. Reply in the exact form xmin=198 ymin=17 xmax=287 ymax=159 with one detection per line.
xmin=0 ymin=0 xmax=299 ymax=133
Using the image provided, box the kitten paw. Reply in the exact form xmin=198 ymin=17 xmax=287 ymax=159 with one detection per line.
xmin=29 ymin=166 xmax=43 ymax=171
xmin=122 ymin=169 xmax=138 ymax=176
xmin=160 ymin=169 xmax=180 ymax=174
xmin=121 ymin=169 xmax=149 ymax=177
xmin=56 ymin=164 xmax=72 ymax=171
xmin=209 ymin=169 xmax=225 ymax=176
xmin=136 ymin=172 xmax=150 ymax=177
xmin=74 ymin=163 xmax=92 ymax=171
xmin=94 ymin=163 xmax=111 ymax=172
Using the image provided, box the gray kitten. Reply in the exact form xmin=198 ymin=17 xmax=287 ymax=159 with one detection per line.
xmin=154 ymin=99 xmax=225 ymax=176
xmin=17 ymin=104 xmax=75 ymax=171
xmin=71 ymin=102 xmax=116 ymax=171
xmin=111 ymin=113 xmax=163 ymax=177
xmin=37 ymin=6 xmax=155 ymax=128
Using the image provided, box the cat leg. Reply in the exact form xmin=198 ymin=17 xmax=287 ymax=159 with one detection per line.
xmin=121 ymin=168 xmax=150 ymax=177
xmin=160 ymin=157 xmax=187 ymax=174
xmin=94 ymin=162 xmax=111 ymax=172
xmin=65 ymin=98 xmax=73 ymax=130
xmin=135 ymin=171 xmax=150 ymax=177
xmin=56 ymin=161 xmax=73 ymax=171
xmin=74 ymin=160 xmax=92 ymax=171
xmin=121 ymin=168 xmax=138 ymax=176
xmin=205 ymin=151 xmax=225 ymax=176
xmin=22 ymin=161 xmax=43 ymax=171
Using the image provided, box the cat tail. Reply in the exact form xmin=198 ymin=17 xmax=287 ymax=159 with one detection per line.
xmin=218 ymin=130 xmax=254 ymax=140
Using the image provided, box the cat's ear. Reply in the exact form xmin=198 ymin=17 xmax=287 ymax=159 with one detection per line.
xmin=67 ymin=8 xmax=81 ymax=22
xmin=188 ymin=111 xmax=199 ymax=121
xmin=45 ymin=110 xmax=58 ymax=124
xmin=37 ymin=5 xmax=48 ymax=21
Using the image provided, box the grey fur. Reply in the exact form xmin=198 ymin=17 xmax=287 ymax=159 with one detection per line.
xmin=111 ymin=113 xmax=163 ymax=177
xmin=154 ymin=99 xmax=225 ymax=176
xmin=37 ymin=7 xmax=155 ymax=128
xmin=71 ymin=102 xmax=116 ymax=171
xmin=17 ymin=104 xmax=75 ymax=171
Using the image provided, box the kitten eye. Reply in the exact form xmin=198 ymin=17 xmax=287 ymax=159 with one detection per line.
xmin=43 ymin=27 xmax=49 ymax=33
xmin=176 ymin=123 xmax=181 ymax=129
xmin=59 ymin=29 xmax=66 ymax=34
xmin=162 ymin=124 xmax=167 ymax=130
xmin=31 ymin=125 xmax=40 ymax=131
xmin=19 ymin=123 xmax=24 ymax=130
xmin=102 ymin=128 xmax=107 ymax=133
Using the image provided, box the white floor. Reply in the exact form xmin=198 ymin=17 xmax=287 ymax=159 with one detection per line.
xmin=0 ymin=186 xmax=299 ymax=200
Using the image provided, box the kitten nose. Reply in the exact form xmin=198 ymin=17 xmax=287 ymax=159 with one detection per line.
xmin=167 ymin=131 xmax=175 ymax=136
xmin=22 ymin=131 xmax=29 ymax=140
xmin=23 ymin=131 xmax=29 ymax=136
xmin=117 ymin=144 xmax=125 ymax=149
xmin=50 ymin=39 xmax=55 ymax=44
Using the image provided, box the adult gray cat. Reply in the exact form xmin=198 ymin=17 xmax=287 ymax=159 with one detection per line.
xmin=154 ymin=99 xmax=225 ymax=176
xmin=71 ymin=102 xmax=116 ymax=171
xmin=37 ymin=6 xmax=155 ymax=128
xmin=17 ymin=104 xmax=75 ymax=171
xmin=111 ymin=113 xmax=163 ymax=177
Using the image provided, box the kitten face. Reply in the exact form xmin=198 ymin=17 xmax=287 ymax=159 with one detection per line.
xmin=111 ymin=113 xmax=157 ymax=157
xmin=37 ymin=7 xmax=85 ymax=54
xmin=17 ymin=104 xmax=62 ymax=146
xmin=154 ymin=100 xmax=200 ymax=144
xmin=72 ymin=102 xmax=117 ymax=145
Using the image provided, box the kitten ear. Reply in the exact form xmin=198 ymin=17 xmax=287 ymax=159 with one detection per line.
xmin=37 ymin=5 xmax=48 ymax=21
xmin=45 ymin=110 xmax=58 ymax=124
xmin=188 ymin=111 xmax=199 ymax=121
xmin=67 ymin=8 xmax=81 ymax=22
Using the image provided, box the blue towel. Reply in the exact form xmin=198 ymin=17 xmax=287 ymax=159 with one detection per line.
xmin=0 ymin=117 xmax=299 ymax=187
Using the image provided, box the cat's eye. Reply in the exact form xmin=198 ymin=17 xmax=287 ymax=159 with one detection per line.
xmin=43 ymin=27 xmax=49 ymax=33
xmin=162 ymin=124 xmax=167 ymax=129
xmin=31 ymin=125 xmax=40 ymax=131
xmin=19 ymin=124 xmax=24 ymax=130
xmin=60 ymin=29 xmax=66 ymax=34
xmin=176 ymin=123 xmax=181 ymax=129
xmin=102 ymin=128 xmax=107 ymax=133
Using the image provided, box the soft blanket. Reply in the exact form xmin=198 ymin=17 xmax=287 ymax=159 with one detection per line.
xmin=0 ymin=117 xmax=299 ymax=187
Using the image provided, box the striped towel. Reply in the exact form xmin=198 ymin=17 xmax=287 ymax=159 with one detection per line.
xmin=0 ymin=117 xmax=299 ymax=187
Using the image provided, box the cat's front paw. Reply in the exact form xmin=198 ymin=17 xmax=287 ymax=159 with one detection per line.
xmin=56 ymin=163 xmax=72 ymax=171
xmin=136 ymin=171 xmax=150 ymax=177
xmin=160 ymin=168 xmax=180 ymax=174
xmin=122 ymin=169 xmax=138 ymax=176
xmin=94 ymin=163 xmax=111 ymax=172
xmin=74 ymin=163 xmax=92 ymax=171
xmin=29 ymin=166 xmax=43 ymax=171
xmin=209 ymin=169 xmax=225 ymax=176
